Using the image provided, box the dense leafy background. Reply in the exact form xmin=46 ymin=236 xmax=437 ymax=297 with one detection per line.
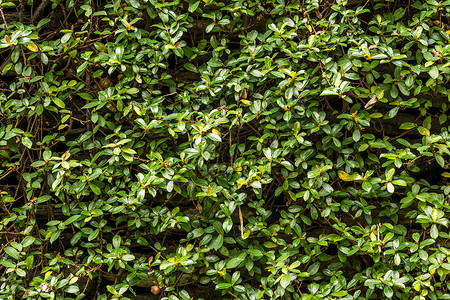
xmin=1 ymin=0 xmax=450 ymax=299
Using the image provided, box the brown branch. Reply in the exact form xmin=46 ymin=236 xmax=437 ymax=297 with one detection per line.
xmin=32 ymin=0 xmax=51 ymax=25
xmin=0 ymin=8 xmax=8 ymax=30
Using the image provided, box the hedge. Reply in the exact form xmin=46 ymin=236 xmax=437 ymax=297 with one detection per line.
xmin=1 ymin=0 xmax=450 ymax=299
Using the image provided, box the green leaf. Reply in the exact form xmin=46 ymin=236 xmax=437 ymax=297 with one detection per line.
xmin=53 ymin=97 xmax=65 ymax=108
xmin=210 ymin=234 xmax=223 ymax=250
xmin=429 ymin=66 xmax=439 ymax=79
xmin=22 ymin=236 xmax=35 ymax=248
xmin=127 ymin=88 xmax=140 ymax=94
xmin=320 ymin=89 xmax=338 ymax=96
xmin=207 ymin=132 xmax=222 ymax=142
xmin=430 ymin=224 xmax=438 ymax=239
xmin=352 ymin=129 xmax=360 ymax=142
xmin=280 ymin=160 xmax=294 ymax=171
xmin=387 ymin=182 xmax=395 ymax=193
xmin=436 ymin=154 xmax=445 ymax=168
xmin=394 ymin=7 xmax=406 ymax=21
xmin=384 ymin=106 xmax=399 ymax=119
xmin=189 ymin=1 xmax=200 ymax=12
xmin=184 ymin=63 xmax=197 ymax=72
xmin=227 ymin=256 xmax=244 ymax=268
xmin=122 ymin=254 xmax=135 ymax=261
xmin=89 ymin=183 xmax=101 ymax=195
xmin=250 ymin=69 xmax=264 ymax=77
xmin=49 ymin=230 xmax=61 ymax=244
xmin=216 ymin=283 xmax=232 ymax=289
xmin=113 ymin=235 xmax=121 ymax=249
xmin=307 ymin=262 xmax=320 ymax=275
xmin=331 ymin=291 xmax=348 ymax=297
xmin=22 ymin=136 xmax=32 ymax=149
xmin=207 ymin=59 xmax=222 ymax=67
xmin=392 ymin=180 xmax=406 ymax=186
xmin=166 ymin=180 xmax=173 ymax=192
xmin=399 ymin=122 xmax=416 ymax=130
xmin=384 ymin=286 xmax=393 ymax=298
xmin=365 ymin=279 xmax=381 ymax=286
xmin=88 ymin=229 xmax=99 ymax=241
xmin=76 ymin=61 xmax=88 ymax=75
xmin=279 ymin=273 xmax=291 ymax=289
xmin=4 ymin=246 xmax=19 ymax=260
xmin=65 ymin=285 xmax=80 ymax=294
xmin=417 ymin=126 xmax=430 ymax=136
xmin=78 ymin=92 xmax=93 ymax=100
xmin=247 ymin=249 xmax=263 ymax=257
xmin=31 ymin=160 xmax=45 ymax=167
xmin=127 ymin=0 xmax=140 ymax=8
xmin=41 ymin=53 xmax=48 ymax=65
xmin=64 ymin=215 xmax=81 ymax=225
xmin=223 ymin=217 xmax=232 ymax=233
xmin=121 ymin=148 xmax=136 ymax=155
xmin=37 ymin=195 xmax=51 ymax=204
xmin=16 ymin=268 xmax=26 ymax=277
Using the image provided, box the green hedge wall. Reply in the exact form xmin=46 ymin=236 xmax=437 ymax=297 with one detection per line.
xmin=1 ymin=0 xmax=450 ymax=299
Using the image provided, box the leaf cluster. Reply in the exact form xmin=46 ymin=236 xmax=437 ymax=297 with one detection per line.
xmin=1 ymin=0 xmax=450 ymax=299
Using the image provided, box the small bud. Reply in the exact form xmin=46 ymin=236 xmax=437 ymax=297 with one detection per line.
xmin=151 ymin=285 xmax=160 ymax=295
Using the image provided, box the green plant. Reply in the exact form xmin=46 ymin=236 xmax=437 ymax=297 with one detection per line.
xmin=1 ymin=0 xmax=450 ymax=299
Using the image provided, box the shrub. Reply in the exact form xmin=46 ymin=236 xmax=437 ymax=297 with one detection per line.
xmin=1 ymin=0 xmax=450 ymax=299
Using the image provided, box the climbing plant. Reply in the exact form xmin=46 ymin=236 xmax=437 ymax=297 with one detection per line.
xmin=1 ymin=0 xmax=450 ymax=299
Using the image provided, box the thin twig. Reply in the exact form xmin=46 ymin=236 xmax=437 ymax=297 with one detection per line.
xmin=238 ymin=206 xmax=244 ymax=239
xmin=0 ymin=8 xmax=8 ymax=30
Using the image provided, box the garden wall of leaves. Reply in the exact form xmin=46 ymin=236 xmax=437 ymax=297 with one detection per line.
xmin=1 ymin=0 xmax=450 ymax=299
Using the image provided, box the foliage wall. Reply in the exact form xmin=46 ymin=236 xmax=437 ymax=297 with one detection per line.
xmin=1 ymin=0 xmax=450 ymax=299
